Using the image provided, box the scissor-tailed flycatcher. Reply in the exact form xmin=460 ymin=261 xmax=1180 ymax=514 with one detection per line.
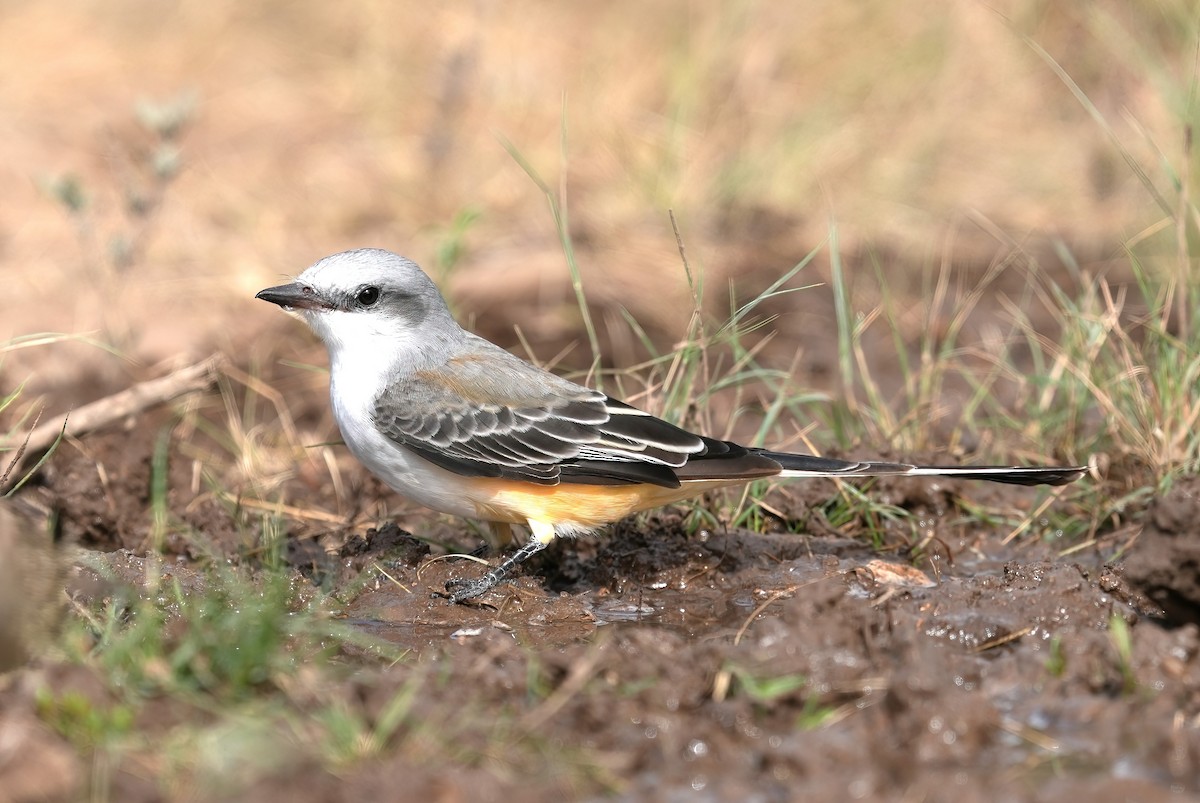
xmin=257 ymin=249 xmax=1085 ymax=603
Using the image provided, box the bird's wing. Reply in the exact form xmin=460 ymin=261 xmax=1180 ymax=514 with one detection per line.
xmin=371 ymin=344 xmax=707 ymax=487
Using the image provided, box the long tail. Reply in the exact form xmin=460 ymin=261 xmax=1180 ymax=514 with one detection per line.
xmin=756 ymin=450 xmax=1086 ymax=487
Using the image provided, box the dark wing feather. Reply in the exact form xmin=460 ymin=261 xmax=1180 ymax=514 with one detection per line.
xmin=371 ymin=356 xmax=708 ymax=487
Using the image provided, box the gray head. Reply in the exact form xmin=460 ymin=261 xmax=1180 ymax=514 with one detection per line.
xmin=256 ymin=248 xmax=461 ymax=361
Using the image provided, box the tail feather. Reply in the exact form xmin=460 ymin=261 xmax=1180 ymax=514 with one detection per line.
xmin=757 ymin=450 xmax=1086 ymax=487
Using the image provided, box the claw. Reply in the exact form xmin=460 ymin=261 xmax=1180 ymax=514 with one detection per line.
xmin=434 ymin=576 xmax=499 ymax=604
xmin=433 ymin=529 xmax=552 ymax=605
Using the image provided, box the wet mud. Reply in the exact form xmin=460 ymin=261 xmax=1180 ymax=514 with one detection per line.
xmin=5 ymin=418 xmax=1198 ymax=800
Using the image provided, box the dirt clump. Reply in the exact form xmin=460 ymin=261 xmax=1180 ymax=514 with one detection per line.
xmin=1123 ymin=475 xmax=1200 ymax=628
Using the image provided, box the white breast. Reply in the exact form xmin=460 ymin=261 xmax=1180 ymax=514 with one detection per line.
xmin=326 ymin=340 xmax=482 ymax=520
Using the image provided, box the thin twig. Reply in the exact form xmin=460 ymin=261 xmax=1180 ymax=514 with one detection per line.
xmin=415 ymin=553 xmax=491 ymax=583
xmin=205 ymin=491 xmax=351 ymax=525
xmin=1001 ymin=485 xmax=1070 ymax=545
xmin=373 ymin=562 xmax=412 ymax=594
xmin=734 ymin=586 xmax=796 ymax=646
xmin=10 ymin=354 xmax=226 ymax=460
xmin=971 ymin=626 xmax=1035 ymax=653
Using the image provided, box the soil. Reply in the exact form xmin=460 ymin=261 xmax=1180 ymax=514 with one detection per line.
xmin=3 ymin=382 xmax=1198 ymax=801
xmin=2 ymin=4 xmax=1195 ymax=799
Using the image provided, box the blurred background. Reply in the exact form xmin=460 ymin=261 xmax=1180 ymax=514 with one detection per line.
xmin=1 ymin=0 xmax=1192 ymax=407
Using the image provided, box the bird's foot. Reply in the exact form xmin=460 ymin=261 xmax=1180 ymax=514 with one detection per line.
xmin=434 ymin=536 xmax=549 ymax=604
xmin=436 ymin=573 xmax=506 ymax=604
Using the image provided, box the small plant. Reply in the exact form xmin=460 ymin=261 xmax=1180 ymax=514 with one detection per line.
xmin=1045 ymin=635 xmax=1067 ymax=678
xmin=794 ymin=694 xmax=842 ymax=731
xmin=433 ymin=206 xmax=483 ymax=279
xmin=820 ymin=482 xmax=912 ymax=550
xmin=316 ymin=679 xmax=422 ymax=764
xmin=35 ymin=689 xmax=135 ymax=752
xmin=725 ymin=664 xmax=809 ymax=704
xmin=1107 ymin=614 xmax=1138 ymax=695
xmin=78 ymin=558 xmax=351 ymax=702
xmin=43 ymin=90 xmax=196 ymax=275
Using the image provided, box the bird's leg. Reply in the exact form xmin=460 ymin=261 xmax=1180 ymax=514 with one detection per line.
xmin=464 ymin=522 xmax=515 ymax=559
xmin=441 ymin=520 xmax=556 ymax=604
xmin=489 ymin=521 xmax=515 ymax=548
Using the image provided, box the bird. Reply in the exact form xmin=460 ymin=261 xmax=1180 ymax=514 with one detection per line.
xmin=256 ymin=248 xmax=1086 ymax=603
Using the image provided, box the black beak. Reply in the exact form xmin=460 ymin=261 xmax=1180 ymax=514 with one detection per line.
xmin=255 ymin=282 xmax=328 ymax=311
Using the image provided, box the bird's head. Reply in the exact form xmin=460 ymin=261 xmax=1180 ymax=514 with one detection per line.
xmin=256 ymin=248 xmax=458 ymax=360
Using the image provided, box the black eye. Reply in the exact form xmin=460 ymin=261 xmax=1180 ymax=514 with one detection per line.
xmin=356 ymin=286 xmax=381 ymax=307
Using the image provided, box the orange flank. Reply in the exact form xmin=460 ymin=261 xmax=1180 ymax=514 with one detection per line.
xmin=468 ymin=477 xmax=742 ymax=532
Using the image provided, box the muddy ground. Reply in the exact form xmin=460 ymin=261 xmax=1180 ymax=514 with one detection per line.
xmin=2 ymin=2 xmax=1197 ymax=799
xmin=2 ymin=383 xmax=1199 ymax=801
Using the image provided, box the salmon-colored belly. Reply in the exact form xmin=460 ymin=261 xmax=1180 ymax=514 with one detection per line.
xmin=466 ymin=477 xmax=737 ymax=530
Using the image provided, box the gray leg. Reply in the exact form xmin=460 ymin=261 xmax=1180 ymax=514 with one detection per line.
xmin=441 ymin=536 xmax=550 ymax=603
